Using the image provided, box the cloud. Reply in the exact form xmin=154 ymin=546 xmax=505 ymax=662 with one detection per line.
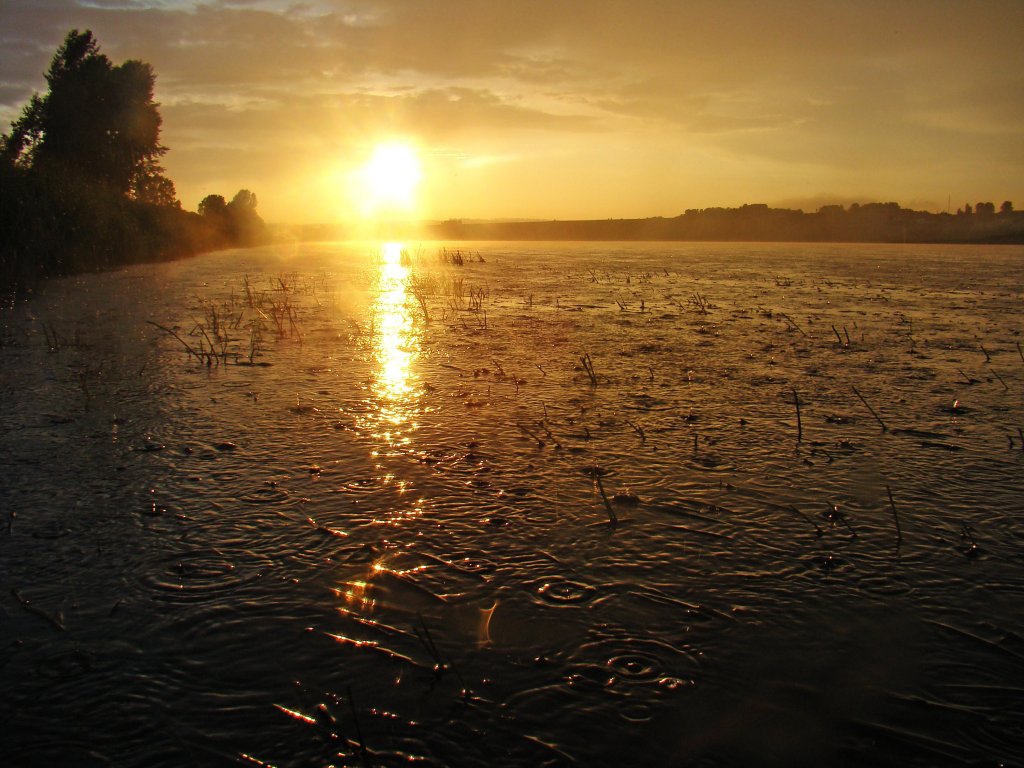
xmin=2 ymin=0 xmax=1022 ymax=221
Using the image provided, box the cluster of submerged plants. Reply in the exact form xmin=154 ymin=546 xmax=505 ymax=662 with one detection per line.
xmin=146 ymin=271 xmax=319 ymax=368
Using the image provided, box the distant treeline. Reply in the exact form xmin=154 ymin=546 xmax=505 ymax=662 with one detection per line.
xmin=423 ymin=202 xmax=1024 ymax=244
xmin=0 ymin=30 xmax=267 ymax=296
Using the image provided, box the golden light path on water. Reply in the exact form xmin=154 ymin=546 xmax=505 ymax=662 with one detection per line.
xmin=337 ymin=241 xmax=453 ymax=619
xmin=370 ymin=241 xmax=420 ymax=444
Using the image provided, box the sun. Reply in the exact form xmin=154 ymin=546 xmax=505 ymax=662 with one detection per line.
xmin=359 ymin=143 xmax=423 ymax=215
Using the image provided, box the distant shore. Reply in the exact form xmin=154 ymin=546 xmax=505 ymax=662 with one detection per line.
xmin=290 ymin=202 xmax=1024 ymax=245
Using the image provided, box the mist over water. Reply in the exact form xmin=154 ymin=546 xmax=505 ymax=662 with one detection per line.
xmin=2 ymin=241 xmax=1022 ymax=767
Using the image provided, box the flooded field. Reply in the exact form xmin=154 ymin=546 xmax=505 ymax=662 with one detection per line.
xmin=1 ymin=241 xmax=1023 ymax=767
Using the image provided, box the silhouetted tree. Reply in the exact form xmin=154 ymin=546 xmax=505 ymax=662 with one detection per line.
xmin=230 ymin=189 xmax=257 ymax=210
xmin=198 ymin=194 xmax=228 ymax=218
xmin=225 ymin=189 xmax=268 ymax=246
xmin=196 ymin=190 xmax=268 ymax=247
xmin=976 ymin=202 xmax=995 ymax=215
xmin=2 ymin=29 xmax=172 ymax=198
xmin=1000 ymin=201 xmax=1013 ymax=214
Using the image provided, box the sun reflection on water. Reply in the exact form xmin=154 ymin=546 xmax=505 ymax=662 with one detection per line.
xmin=369 ymin=242 xmax=421 ymax=442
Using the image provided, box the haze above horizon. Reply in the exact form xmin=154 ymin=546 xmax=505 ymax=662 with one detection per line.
xmin=2 ymin=1 xmax=1021 ymax=225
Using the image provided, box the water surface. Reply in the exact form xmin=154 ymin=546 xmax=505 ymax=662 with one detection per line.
xmin=2 ymin=241 xmax=1022 ymax=767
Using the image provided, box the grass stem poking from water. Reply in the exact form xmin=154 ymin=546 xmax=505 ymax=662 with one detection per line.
xmin=194 ymin=321 xmax=220 ymax=367
xmin=594 ymin=472 xmax=618 ymax=525
xmin=957 ymin=369 xmax=977 ymax=385
xmin=345 ymin=685 xmax=371 ymax=768
xmin=625 ymin=419 xmax=646 ymax=443
xmin=980 ymin=344 xmax=991 ymax=363
xmin=831 ymin=324 xmax=845 ymax=347
xmin=1017 ymin=341 xmax=1024 ymax=364
xmin=852 ymin=386 xmax=887 ymax=432
xmin=779 ymin=313 xmax=806 ymax=336
xmin=413 ymin=613 xmax=468 ymax=693
xmin=247 ymin=320 xmax=262 ymax=364
xmin=580 ymin=353 xmax=598 ymax=385
xmin=409 ymin=283 xmax=430 ymax=322
xmin=824 ymin=503 xmax=858 ymax=537
xmin=1018 ymin=427 xmax=1024 ymax=451
xmin=413 ymin=614 xmax=442 ymax=667
xmin=792 ymin=388 xmax=803 ymax=443
xmin=517 ymin=422 xmax=545 ymax=448
xmin=989 ymin=367 xmax=1009 ymax=391
xmin=413 ymin=613 xmax=443 ymax=669
xmin=886 ymin=484 xmax=903 ymax=549
xmin=789 ymin=504 xmax=823 ymax=537
xmin=537 ymin=421 xmax=562 ymax=450
xmin=146 ymin=321 xmax=201 ymax=361
xmin=242 ymin=274 xmax=255 ymax=308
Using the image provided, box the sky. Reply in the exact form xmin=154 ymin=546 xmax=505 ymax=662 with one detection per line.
xmin=2 ymin=0 xmax=1022 ymax=224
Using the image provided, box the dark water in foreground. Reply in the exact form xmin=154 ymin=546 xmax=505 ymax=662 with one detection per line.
xmin=1 ymin=241 xmax=1023 ymax=767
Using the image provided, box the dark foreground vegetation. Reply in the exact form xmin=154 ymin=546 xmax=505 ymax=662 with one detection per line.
xmin=426 ymin=201 xmax=1024 ymax=243
xmin=0 ymin=30 xmax=267 ymax=296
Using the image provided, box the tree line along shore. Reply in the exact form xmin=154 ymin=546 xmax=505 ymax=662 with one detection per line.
xmin=0 ymin=30 xmax=268 ymax=297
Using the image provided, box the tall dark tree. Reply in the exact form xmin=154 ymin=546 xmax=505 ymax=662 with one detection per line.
xmin=2 ymin=29 xmax=172 ymax=199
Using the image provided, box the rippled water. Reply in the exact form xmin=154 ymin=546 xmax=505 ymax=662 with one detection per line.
xmin=2 ymin=241 xmax=1022 ymax=767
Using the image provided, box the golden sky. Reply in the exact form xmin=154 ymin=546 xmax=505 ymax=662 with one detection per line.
xmin=2 ymin=1 xmax=1022 ymax=224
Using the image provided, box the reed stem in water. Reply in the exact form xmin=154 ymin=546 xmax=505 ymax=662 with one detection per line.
xmin=852 ymin=386 xmax=887 ymax=432
xmin=886 ymin=484 xmax=902 ymax=549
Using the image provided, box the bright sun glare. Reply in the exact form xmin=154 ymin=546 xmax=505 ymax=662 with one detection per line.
xmin=359 ymin=143 xmax=422 ymax=216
